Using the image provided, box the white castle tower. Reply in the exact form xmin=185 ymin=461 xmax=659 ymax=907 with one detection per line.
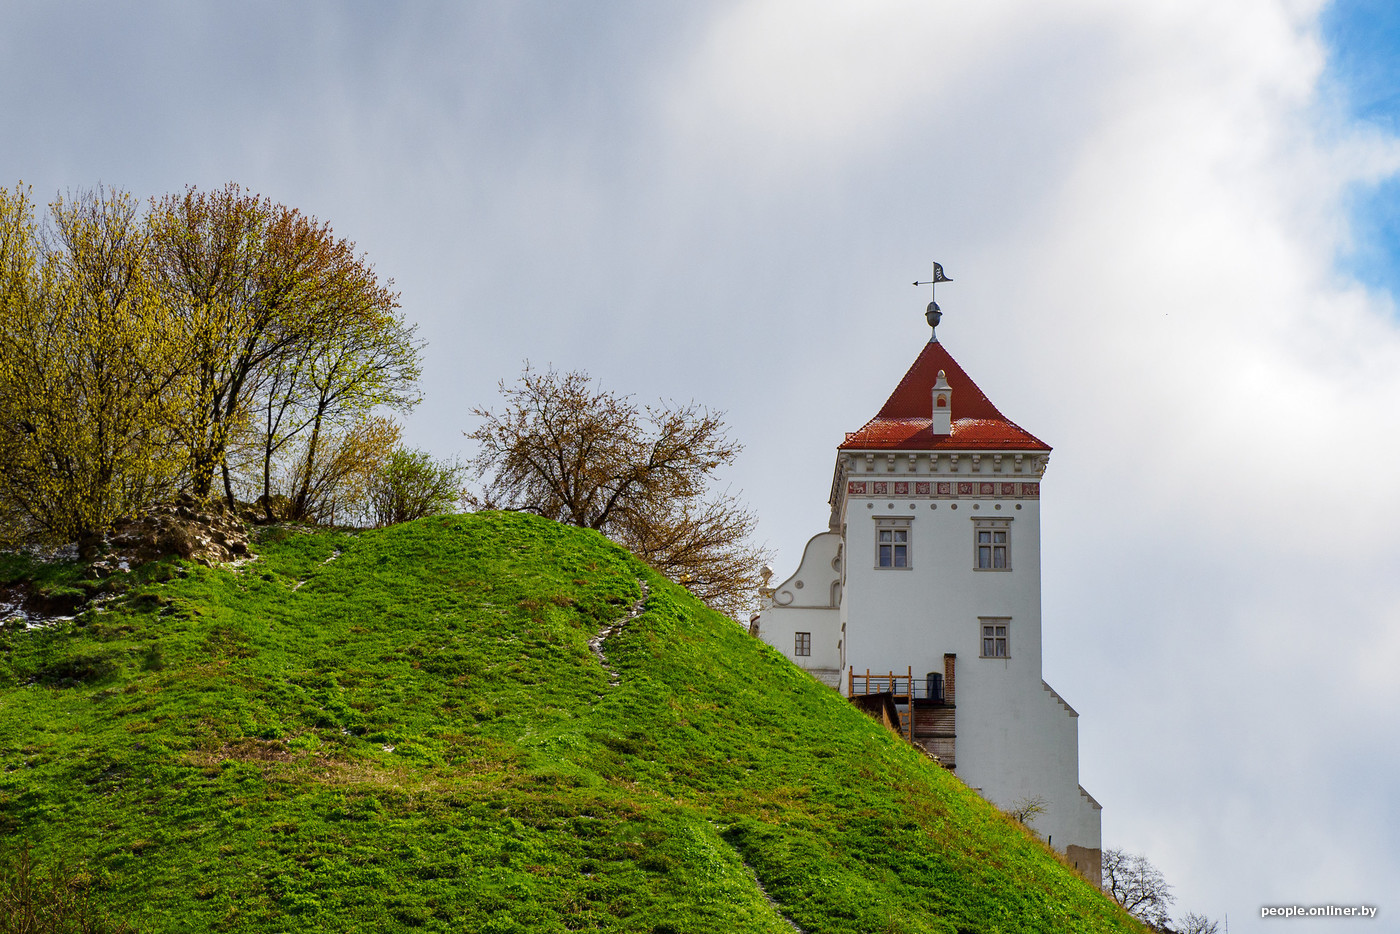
xmin=753 ymin=296 xmax=1102 ymax=882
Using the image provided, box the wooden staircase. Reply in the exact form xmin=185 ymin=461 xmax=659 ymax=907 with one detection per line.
xmin=847 ymin=666 xmax=956 ymax=769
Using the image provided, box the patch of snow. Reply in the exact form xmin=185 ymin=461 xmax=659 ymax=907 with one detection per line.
xmin=230 ymin=554 xmax=261 ymax=573
xmin=27 ymin=616 xmax=70 ymax=629
xmin=17 ymin=542 xmax=78 ymax=562
xmin=2 ymin=599 xmax=75 ymax=631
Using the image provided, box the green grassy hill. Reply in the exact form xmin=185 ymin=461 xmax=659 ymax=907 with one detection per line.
xmin=0 ymin=513 xmax=1142 ymax=933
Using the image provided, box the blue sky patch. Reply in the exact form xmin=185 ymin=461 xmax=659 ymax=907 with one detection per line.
xmin=1322 ymin=0 xmax=1400 ymax=295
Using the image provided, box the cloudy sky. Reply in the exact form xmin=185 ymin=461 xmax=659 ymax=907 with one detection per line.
xmin=4 ymin=0 xmax=1398 ymax=927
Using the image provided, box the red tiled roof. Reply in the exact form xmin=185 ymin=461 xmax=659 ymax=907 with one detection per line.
xmin=839 ymin=340 xmax=1050 ymax=452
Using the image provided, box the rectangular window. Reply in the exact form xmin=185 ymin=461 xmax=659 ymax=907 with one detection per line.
xmin=878 ymin=528 xmax=908 ymax=567
xmin=980 ymin=620 xmax=1009 ymax=658
xmin=794 ymin=632 xmax=811 ymax=656
xmin=972 ymin=519 xmax=1011 ymax=571
xmin=976 ymin=529 xmax=1007 ymax=568
xmin=874 ymin=517 xmax=913 ymax=569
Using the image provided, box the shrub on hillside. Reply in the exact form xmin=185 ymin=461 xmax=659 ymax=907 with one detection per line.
xmin=367 ymin=448 xmax=464 ymax=526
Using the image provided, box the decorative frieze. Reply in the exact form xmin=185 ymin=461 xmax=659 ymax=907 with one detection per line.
xmin=846 ymin=480 xmax=1039 ymax=498
xmin=843 ymin=451 xmax=1047 ymax=477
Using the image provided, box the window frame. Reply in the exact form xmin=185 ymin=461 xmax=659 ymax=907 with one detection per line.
xmin=979 ymin=618 xmax=1010 ymax=659
xmin=972 ymin=518 xmax=1012 ymax=571
xmin=794 ymin=631 xmax=811 ymax=657
xmin=873 ymin=516 xmax=913 ymax=570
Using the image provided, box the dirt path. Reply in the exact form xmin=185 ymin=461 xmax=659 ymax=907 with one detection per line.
xmin=587 ymin=580 xmax=649 ymax=687
xmin=741 ymin=857 xmax=807 ymax=933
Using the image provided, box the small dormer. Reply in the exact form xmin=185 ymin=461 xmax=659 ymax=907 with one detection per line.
xmin=931 ymin=369 xmax=952 ymax=435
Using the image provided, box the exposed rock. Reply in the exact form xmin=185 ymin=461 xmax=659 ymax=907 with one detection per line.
xmin=2 ymin=496 xmax=253 ymax=628
xmin=89 ymin=493 xmax=252 ymax=572
xmin=238 ymin=494 xmax=292 ymax=527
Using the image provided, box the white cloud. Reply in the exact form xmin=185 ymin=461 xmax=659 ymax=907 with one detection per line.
xmin=665 ymin=2 xmax=1009 ymax=151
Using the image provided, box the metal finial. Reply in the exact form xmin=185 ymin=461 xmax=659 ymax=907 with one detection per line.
xmin=913 ymin=262 xmax=952 ymax=342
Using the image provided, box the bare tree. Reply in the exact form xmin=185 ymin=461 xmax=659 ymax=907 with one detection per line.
xmin=1006 ymin=794 xmax=1047 ymax=826
xmin=277 ymin=414 xmax=401 ymax=526
xmin=1102 ymin=848 xmax=1174 ymax=929
xmin=466 ymin=364 xmax=771 ymax=618
xmin=1175 ymin=912 xmax=1219 ymax=934
xmin=612 ymin=488 xmax=767 ymax=616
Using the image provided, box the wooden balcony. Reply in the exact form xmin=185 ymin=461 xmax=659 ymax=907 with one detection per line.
xmin=847 ymin=666 xmax=956 ymax=768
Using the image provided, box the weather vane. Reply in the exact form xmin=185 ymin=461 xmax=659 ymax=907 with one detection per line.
xmin=913 ymin=262 xmax=952 ymax=342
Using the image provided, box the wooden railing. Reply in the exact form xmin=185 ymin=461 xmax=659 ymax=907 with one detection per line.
xmin=849 ymin=666 xmax=913 ymax=700
xmin=849 ymin=666 xmax=914 ymax=736
xmin=848 ymin=667 xmax=946 ymax=702
xmin=847 ymin=665 xmax=955 ymax=768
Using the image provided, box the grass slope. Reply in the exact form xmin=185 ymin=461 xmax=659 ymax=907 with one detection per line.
xmin=0 ymin=513 xmax=1142 ymax=933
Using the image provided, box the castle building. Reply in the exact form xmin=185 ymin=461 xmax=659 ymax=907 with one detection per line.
xmin=752 ymin=301 xmax=1102 ymax=882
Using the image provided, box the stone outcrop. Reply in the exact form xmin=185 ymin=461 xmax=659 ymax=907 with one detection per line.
xmin=84 ymin=493 xmax=251 ymax=574
xmin=3 ymin=496 xmax=253 ymax=629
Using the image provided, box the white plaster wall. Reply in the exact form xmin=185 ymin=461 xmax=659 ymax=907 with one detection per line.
xmin=967 ymin=679 xmax=1101 ymax=853
xmin=761 ymin=448 xmax=1100 ymax=856
xmin=840 ymin=493 xmax=1042 ymax=691
xmin=767 ymin=532 xmax=842 ymax=611
xmin=756 ymin=532 xmax=843 ymax=675
xmin=756 ymin=604 xmax=841 ymax=670
xmin=1032 ymin=686 xmax=1103 ymax=853
xmin=834 ymin=451 xmax=1099 ymax=857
